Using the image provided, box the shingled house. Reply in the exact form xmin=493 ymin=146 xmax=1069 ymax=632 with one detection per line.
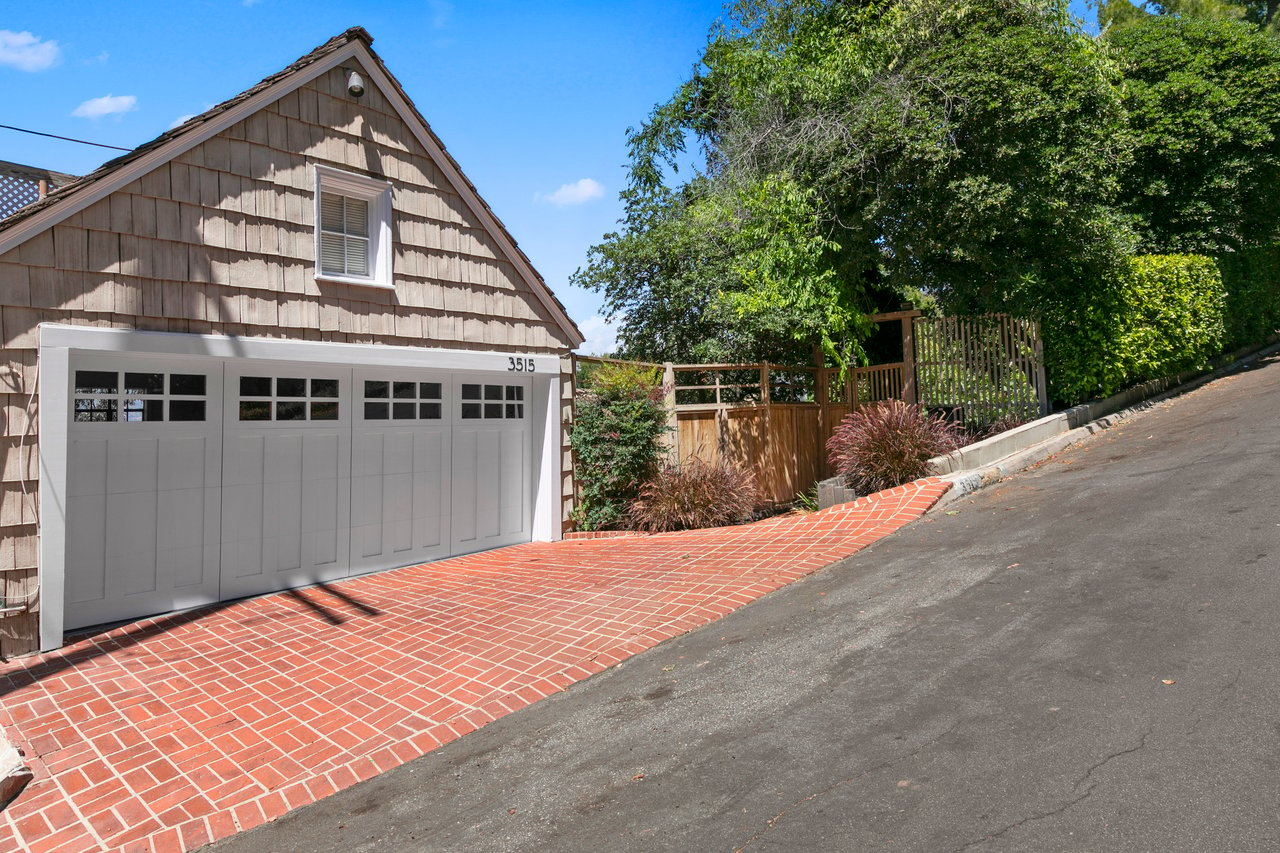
xmin=0 ymin=28 xmax=583 ymax=657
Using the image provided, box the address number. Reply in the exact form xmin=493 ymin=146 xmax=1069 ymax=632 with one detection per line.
xmin=508 ymin=357 xmax=536 ymax=373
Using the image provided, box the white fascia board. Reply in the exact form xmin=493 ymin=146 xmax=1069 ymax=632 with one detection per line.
xmin=0 ymin=45 xmax=363 ymax=260
xmin=39 ymin=323 xmax=562 ymax=374
xmin=356 ymin=57 xmax=585 ymax=347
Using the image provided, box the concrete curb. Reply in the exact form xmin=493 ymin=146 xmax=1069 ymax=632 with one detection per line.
xmin=927 ymin=337 xmax=1280 ymax=510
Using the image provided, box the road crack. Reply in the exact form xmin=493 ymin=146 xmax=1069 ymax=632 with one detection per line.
xmin=955 ymin=727 xmax=1152 ymax=851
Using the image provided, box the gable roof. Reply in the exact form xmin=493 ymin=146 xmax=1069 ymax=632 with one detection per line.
xmin=0 ymin=27 xmax=584 ymax=346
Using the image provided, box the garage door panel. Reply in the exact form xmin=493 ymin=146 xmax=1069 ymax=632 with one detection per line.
xmin=220 ymin=364 xmax=351 ymax=600
xmin=452 ymin=430 xmax=478 ymax=547
xmin=157 ymin=436 xmax=208 ymax=491
xmin=352 ymin=433 xmax=385 ymax=560
xmin=500 ymin=429 xmax=524 ymax=535
xmin=451 ymin=375 xmax=530 ymax=554
xmin=66 ymin=493 xmax=107 ymax=604
xmin=156 ymin=487 xmax=208 ymax=589
xmin=413 ymin=431 xmax=447 ymax=550
xmin=476 ymin=430 xmax=502 ymax=540
xmin=223 ymin=434 xmax=266 ymax=486
xmin=262 ymin=433 xmax=305 ymax=574
xmin=106 ymin=481 xmax=159 ymax=598
xmin=107 ymin=437 xmax=159 ymax=496
xmin=67 ymin=438 xmax=107 ymax=498
xmin=349 ymin=369 xmax=451 ymax=574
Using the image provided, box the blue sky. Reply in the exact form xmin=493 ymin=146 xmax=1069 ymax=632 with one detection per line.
xmin=3 ymin=0 xmax=1095 ymax=354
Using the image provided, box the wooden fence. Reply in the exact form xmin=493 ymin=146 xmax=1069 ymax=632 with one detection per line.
xmin=914 ymin=314 xmax=1048 ymax=425
xmin=569 ymin=312 xmax=1047 ymax=515
xmin=571 ymin=358 xmax=908 ymax=506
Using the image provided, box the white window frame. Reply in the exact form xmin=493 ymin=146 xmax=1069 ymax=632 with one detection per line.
xmin=314 ymin=164 xmax=394 ymax=289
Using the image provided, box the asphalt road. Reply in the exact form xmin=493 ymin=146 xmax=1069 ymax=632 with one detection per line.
xmin=208 ymin=354 xmax=1280 ymax=853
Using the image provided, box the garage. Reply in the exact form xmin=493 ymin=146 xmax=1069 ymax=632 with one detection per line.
xmin=42 ymin=326 xmax=560 ymax=638
xmin=0 ymin=28 xmax=585 ymax=659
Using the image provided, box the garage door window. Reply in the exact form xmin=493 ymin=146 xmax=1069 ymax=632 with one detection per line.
xmin=363 ymin=379 xmax=443 ymax=421
xmin=460 ymin=383 xmax=524 ymax=420
xmin=73 ymin=370 xmax=208 ymax=423
xmin=239 ymin=376 xmax=340 ymax=421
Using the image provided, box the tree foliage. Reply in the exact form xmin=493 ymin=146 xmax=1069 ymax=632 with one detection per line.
xmin=574 ymin=0 xmax=1135 ymax=366
xmin=1110 ymin=16 xmax=1280 ymax=253
xmin=1099 ymin=0 xmax=1279 ymax=36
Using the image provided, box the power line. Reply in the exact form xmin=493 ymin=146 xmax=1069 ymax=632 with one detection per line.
xmin=0 ymin=123 xmax=131 ymax=152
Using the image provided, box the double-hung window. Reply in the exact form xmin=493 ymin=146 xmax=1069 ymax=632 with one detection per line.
xmin=314 ymin=164 xmax=393 ymax=288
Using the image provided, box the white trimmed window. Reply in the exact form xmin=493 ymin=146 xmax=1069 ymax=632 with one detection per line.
xmin=314 ymin=164 xmax=393 ymax=288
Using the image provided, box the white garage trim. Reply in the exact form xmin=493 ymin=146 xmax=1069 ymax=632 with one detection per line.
xmin=38 ymin=324 xmax=563 ymax=374
xmin=38 ymin=324 xmax=564 ymax=651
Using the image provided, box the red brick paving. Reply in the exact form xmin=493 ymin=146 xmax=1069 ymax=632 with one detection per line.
xmin=0 ymin=478 xmax=949 ymax=852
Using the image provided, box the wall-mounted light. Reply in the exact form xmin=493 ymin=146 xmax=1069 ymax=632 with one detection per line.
xmin=346 ymin=70 xmax=365 ymax=98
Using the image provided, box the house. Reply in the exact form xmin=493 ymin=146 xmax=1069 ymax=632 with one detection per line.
xmin=0 ymin=27 xmax=583 ymax=659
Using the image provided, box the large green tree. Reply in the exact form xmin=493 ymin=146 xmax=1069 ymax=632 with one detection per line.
xmin=574 ymin=0 xmax=1135 ymax=366
xmin=1099 ymin=0 xmax=1279 ymax=36
xmin=1110 ymin=16 xmax=1280 ymax=253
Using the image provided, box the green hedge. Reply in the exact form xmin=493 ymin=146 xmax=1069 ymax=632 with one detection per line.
xmin=1218 ymin=244 xmax=1280 ymax=351
xmin=1043 ymin=254 xmax=1225 ymax=405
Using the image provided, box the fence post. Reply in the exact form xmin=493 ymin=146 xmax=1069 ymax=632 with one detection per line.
xmin=902 ymin=316 xmax=918 ymax=405
xmin=662 ymin=362 xmax=679 ymax=465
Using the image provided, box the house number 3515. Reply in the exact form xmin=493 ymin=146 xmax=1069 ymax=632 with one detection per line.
xmin=508 ymin=357 xmax=535 ymax=372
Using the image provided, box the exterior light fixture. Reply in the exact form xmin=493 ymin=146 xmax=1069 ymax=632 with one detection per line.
xmin=347 ymin=70 xmax=365 ymax=98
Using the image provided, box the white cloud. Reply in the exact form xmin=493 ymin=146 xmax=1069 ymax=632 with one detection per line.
xmin=84 ymin=50 xmax=109 ymax=65
xmin=243 ymin=0 xmax=264 ymax=6
xmin=169 ymin=113 xmax=196 ymax=130
xmin=0 ymin=30 xmax=61 ymax=72
xmin=574 ymin=314 xmax=620 ymax=357
xmin=71 ymin=94 xmax=138 ymax=119
xmin=428 ymin=0 xmax=453 ymax=28
xmin=539 ymin=178 xmax=605 ymax=207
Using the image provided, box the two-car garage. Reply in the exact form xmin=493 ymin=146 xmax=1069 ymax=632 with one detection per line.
xmin=40 ymin=324 xmax=562 ymax=646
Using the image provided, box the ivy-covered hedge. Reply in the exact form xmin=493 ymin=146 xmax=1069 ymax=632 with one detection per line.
xmin=1043 ymin=254 xmax=1225 ymax=404
xmin=1218 ymin=244 xmax=1280 ymax=351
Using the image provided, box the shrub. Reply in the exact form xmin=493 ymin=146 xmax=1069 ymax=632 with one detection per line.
xmin=1218 ymin=244 xmax=1280 ymax=351
xmin=628 ymin=458 xmax=758 ymax=533
xmin=826 ymin=400 xmax=961 ymax=494
xmin=570 ymin=362 xmax=669 ymax=531
xmin=1042 ymin=254 xmax=1225 ymax=405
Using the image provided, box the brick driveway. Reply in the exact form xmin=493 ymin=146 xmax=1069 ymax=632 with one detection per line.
xmin=0 ymin=479 xmax=949 ymax=853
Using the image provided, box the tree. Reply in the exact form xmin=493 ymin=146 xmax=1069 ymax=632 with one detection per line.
xmin=574 ymin=0 xmax=1135 ymax=365
xmin=1111 ymin=16 xmax=1280 ymax=252
xmin=1099 ymin=0 xmax=1279 ymax=36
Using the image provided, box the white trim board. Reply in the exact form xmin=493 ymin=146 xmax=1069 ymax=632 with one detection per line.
xmin=39 ymin=324 xmax=562 ymax=374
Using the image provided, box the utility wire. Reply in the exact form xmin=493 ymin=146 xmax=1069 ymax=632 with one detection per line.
xmin=0 ymin=123 xmax=131 ymax=152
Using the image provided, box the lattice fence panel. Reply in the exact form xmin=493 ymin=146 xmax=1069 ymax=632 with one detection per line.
xmin=0 ymin=173 xmax=40 ymax=220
